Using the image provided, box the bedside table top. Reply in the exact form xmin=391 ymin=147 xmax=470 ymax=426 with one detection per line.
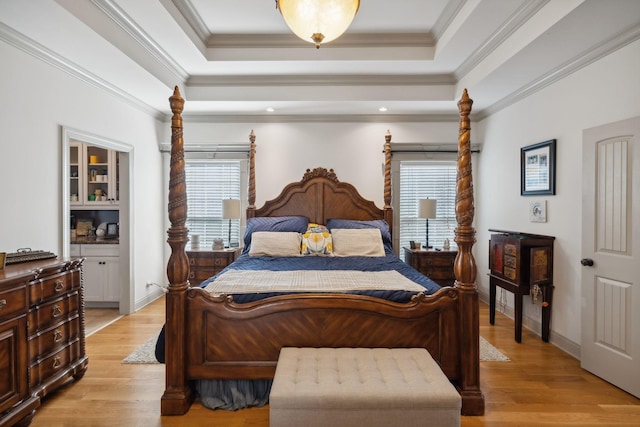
xmin=187 ymin=248 xmax=241 ymax=253
xmin=403 ymin=247 xmax=457 ymax=254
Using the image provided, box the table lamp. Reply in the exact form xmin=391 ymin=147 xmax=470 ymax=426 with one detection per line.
xmin=222 ymin=198 xmax=241 ymax=248
xmin=418 ymin=198 xmax=437 ymax=249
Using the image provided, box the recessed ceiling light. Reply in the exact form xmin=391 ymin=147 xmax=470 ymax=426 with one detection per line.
xmin=266 ymin=107 xmax=275 ymax=112
xmin=378 ymin=107 xmax=388 ymax=112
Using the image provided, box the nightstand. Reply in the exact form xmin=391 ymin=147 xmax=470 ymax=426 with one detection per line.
xmin=186 ymin=248 xmax=241 ymax=283
xmin=403 ymin=247 xmax=457 ymax=287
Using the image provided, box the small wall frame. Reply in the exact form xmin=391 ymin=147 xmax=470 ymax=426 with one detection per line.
xmin=529 ymin=200 xmax=547 ymax=223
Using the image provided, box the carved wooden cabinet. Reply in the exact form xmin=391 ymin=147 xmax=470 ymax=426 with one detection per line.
xmin=488 ymin=229 xmax=555 ymax=343
xmin=403 ymin=247 xmax=457 ymax=287
xmin=0 ymin=258 xmax=88 ymax=427
xmin=187 ymin=249 xmax=241 ymax=284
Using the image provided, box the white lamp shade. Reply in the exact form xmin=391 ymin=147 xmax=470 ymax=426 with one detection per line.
xmin=278 ymin=0 xmax=360 ymax=47
xmin=418 ymin=199 xmax=437 ymax=219
xmin=222 ymin=199 xmax=241 ymax=219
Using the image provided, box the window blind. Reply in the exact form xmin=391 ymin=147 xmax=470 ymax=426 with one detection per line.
xmin=399 ymin=161 xmax=458 ymax=259
xmin=185 ymin=160 xmax=241 ymax=249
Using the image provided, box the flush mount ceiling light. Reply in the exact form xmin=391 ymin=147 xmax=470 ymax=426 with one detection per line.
xmin=276 ymin=0 xmax=360 ymax=49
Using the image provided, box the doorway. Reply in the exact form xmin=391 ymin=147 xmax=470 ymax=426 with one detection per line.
xmin=581 ymin=116 xmax=640 ymax=398
xmin=61 ymin=126 xmax=134 ymax=315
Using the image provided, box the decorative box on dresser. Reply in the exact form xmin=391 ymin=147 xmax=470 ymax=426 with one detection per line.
xmin=403 ymin=247 xmax=457 ymax=287
xmin=0 ymin=258 xmax=88 ymax=427
xmin=186 ymin=248 xmax=241 ymax=284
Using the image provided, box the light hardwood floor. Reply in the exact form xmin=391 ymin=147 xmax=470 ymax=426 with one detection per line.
xmin=30 ymin=298 xmax=639 ymax=426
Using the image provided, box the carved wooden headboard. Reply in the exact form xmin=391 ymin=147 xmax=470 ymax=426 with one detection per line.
xmin=245 ymin=131 xmax=394 ymax=236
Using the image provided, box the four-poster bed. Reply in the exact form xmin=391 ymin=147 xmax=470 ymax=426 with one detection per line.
xmin=161 ymin=87 xmax=484 ymax=416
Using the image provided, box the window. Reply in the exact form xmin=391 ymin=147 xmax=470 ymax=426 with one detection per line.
xmin=185 ymin=160 xmax=242 ymax=249
xmin=398 ymin=161 xmax=458 ymax=259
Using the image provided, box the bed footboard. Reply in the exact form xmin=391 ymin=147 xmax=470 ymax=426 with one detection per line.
xmin=184 ymin=287 xmax=468 ymax=389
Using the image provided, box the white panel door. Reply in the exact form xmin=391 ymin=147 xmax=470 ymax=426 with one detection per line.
xmin=581 ymin=116 xmax=640 ymax=398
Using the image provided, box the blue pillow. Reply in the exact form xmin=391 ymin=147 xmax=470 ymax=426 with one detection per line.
xmin=243 ymin=216 xmax=309 ymax=254
xmin=326 ymin=219 xmax=393 ymax=254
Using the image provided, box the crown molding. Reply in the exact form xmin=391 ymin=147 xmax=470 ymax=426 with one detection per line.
xmin=205 ymin=32 xmax=435 ymax=49
xmin=91 ymin=0 xmax=189 ymax=82
xmin=0 ymin=22 xmax=165 ymax=121
xmin=167 ymin=0 xmax=209 ymax=43
xmin=454 ymin=0 xmax=549 ymax=80
xmin=187 ymin=74 xmax=455 ymax=87
xmin=476 ymin=23 xmax=640 ymax=121
xmin=431 ymin=0 xmax=468 ymax=41
xmin=171 ymin=113 xmax=461 ymax=124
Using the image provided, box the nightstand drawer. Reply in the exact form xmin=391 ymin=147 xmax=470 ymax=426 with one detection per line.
xmin=413 ymin=255 xmax=455 ymax=269
xmin=189 ymin=255 xmax=230 ymax=268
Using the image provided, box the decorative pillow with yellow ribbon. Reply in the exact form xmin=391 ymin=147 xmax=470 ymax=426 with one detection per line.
xmin=301 ymin=224 xmax=333 ymax=256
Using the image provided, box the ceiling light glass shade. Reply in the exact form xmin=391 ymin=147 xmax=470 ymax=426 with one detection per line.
xmin=278 ymin=0 xmax=360 ymax=48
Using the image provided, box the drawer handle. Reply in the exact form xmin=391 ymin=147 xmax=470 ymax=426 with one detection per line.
xmin=54 ymin=280 xmax=65 ymax=292
xmin=0 ymin=299 xmax=6 ymax=310
xmin=189 ymin=272 xmax=195 ymax=279
xmin=52 ymin=305 xmax=62 ymax=318
xmin=54 ymin=329 xmax=63 ymax=343
xmin=52 ymin=357 xmax=62 ymax=369
xmin=190 ymin=258 xmax=195 ymax=265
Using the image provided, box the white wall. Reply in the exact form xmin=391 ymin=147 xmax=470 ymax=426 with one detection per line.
xmin=164 ymin=121 xmax=462 ymax=208
xmin=475 ymin=39 xmax=640 ymax=355
xmin=0 ymin=40 xmax=167 ymax=311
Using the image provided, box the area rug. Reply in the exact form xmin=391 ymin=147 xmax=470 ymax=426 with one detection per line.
xmin=479 ymin=336 xmax=510 ymax=361
xmin=122 ymin=333 xmax=161 ymax=364
xmin=122 ymin=334 xmax=509 ymax=364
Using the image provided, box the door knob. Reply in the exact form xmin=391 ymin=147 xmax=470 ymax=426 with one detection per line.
xmin=580 ymin=258 xmax=594 ymax=266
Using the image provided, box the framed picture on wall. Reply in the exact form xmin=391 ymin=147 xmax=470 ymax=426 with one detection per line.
xmin=521 ymin=139 xmax=556 ymax=196
xmin=529 ymin=200 xmax=547 ymax=222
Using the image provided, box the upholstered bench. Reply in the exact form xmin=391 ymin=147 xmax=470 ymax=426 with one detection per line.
xmin=270 ymin=347 xmax=461 ymax=427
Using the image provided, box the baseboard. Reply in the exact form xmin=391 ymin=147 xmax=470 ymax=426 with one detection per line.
xmin=478 ymin=289 xmax=581 ymax=360
xmin=134 ymin=288 xmax=164 ymax=312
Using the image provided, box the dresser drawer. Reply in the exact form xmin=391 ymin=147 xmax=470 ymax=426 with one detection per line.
xmin=29 ymin=271 xmax=78 ymax=305
xmin=29 ymin=339 xmax=81 ymax=388
xmin=0 ymin=285 xmax=27 ymax=321
xmin=27 ymin=292 xmax=80 ymax=335
xmin=28 ymin=316 xmax=80 ymax=363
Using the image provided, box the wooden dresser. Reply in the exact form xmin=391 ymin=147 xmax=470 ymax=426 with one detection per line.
xmin=403 ymin=247 xmax=457 ymax=287
xmin=0 ymin=258 xmax=88 ymax=427
xmin=187 ymin=248 xmax=241 ymax=284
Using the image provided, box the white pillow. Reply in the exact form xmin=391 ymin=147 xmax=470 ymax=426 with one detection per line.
xmin=248 ymin=231 xmax=302 ymax=257
xmin=331 ymin=228 xmax=385 ymax=257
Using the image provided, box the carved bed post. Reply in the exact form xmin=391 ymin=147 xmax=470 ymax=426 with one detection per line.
xmin=383 ymin=130 xmax=393 ymax=235
xmin=454 ymin=89 xmax=484 ymax=415
xmin=247 ymin=130 xmax=257 ymax=218
xmin=161 ymin=86 xmax=194 ymax=415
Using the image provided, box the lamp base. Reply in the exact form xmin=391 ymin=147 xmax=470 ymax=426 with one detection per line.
xmin=422 ymin=245 xmax=433 ymax=249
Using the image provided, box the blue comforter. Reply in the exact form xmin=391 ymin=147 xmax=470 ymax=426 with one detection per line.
xmin=200 ymin=253 xmax=441 ymax=303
